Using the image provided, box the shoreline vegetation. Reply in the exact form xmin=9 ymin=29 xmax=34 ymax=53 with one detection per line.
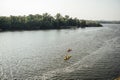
xmin=0 ymin=13 xmax=102 ymax=31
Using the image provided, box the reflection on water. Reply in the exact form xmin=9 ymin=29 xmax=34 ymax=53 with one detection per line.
xmin=0 ymin=24 xmax=120 ymax=80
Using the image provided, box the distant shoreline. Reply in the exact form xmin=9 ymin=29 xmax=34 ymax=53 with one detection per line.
xmin=0 ymin=26 xmax=103 ymax=32
xmin=97 ymin=21 xmax=120 ymax=24
xmin=0 ymin=13 xmax=102 ymax=31
xmin=0 ymin=26 xmax=102 ymax=31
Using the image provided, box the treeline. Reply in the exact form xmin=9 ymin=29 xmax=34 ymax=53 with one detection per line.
xmin=0 ymin=13 xmax=102 ymax=31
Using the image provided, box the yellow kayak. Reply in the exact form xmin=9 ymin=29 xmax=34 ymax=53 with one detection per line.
xmin=64 ymin=55 xmax=72 ymax=60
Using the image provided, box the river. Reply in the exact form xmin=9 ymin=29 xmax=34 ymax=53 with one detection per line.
xmin=0 ymin=24 xmax=120 ymax=80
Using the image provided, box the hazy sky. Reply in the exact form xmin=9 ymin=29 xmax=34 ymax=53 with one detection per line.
xmin=0 ymin=0 xmax=120 ymax=20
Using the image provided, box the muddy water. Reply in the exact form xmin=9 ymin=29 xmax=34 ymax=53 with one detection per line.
xmin=0 ymin=24 xmax=120 ymax=80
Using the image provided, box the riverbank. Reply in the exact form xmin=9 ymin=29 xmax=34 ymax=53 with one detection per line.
xmin=0 ymin=13 xmax=102 ymax=31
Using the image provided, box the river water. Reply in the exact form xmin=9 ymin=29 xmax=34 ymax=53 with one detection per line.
xmin=0 ymin=24 xmax=120 ymax=80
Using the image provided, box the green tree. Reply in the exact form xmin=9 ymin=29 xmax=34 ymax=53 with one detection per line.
xmin=0 ymin=13 xmax=102 ymax=31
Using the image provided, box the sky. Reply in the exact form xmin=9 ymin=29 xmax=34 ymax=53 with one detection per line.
xmin=0 ymin=0 xmax=120 ymax=20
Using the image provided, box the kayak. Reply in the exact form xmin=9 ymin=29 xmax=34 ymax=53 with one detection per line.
xmin=64 ymin=55 xmax=72 ymax=60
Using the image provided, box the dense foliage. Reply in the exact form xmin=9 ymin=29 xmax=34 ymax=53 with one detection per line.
xmin=0 ymin=13 xmax=102 ymax=31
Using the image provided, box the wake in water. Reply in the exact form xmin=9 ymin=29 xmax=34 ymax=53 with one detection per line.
xmin=0 ymin=24 xmax=120 ymax=80
xmin=41 ymin=36 xmax=120 ymax=80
